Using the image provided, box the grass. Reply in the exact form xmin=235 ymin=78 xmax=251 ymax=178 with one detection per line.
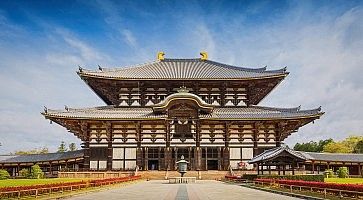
xmin=325 ymin=178 xmax=363 ymax=184
xmin=0 ymin=178 xmax=89 ymax=187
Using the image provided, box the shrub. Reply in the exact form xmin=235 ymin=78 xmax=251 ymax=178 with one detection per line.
xmin=19 ymin=168 xmax=30 ymax=178
xmin=258 ymin=174 xmax=325 ymax=182
xmin=30 ymin=165 xmax=44 ymax=179
xmin=242 ymin=174 xmax=258 ymax=180
xmin=336 ymin=167 xmax=349 ymax=178
xmin=0 ymin=169 xmax=10 ymax=180
xmin=324 ymin=169 xmax=335 ymax=178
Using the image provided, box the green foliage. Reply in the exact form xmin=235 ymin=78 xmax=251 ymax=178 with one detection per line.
xmin=294 ymin=135 xmax=363 ymax=154
xmin=294 ymin=139 xmax=333 ymax=152
xmin=323 ymin=142 xmax=351 ymax=153
xmin=324 ymin=169 xmax=335 ymax=178
xmin=30 ymin=165 xmax=44 ymax=179
xmin=69 ymin=142 xmax=77 ymax=151
xmin=337 ymin=167 xmax=349 ymax=178
xmin=19 ymin=168 xmax=30 ymax=178
xmin=0 ymin=169 xmax=10 ymax=180
xmin=57 ymin=141 xmax=67 ymax=153
xmin=258 ymin=174 xmax=324 ymax=182
xmin=353 ymin=140 xmax=363 ymax=153
xmin=14 ymin=147 xmax=49 ymax=155
xmin=242 ymin=174 xmax=258 ymax=180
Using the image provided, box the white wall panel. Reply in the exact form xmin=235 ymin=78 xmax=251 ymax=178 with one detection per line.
xmin=113 ymin=148 xmax=124 ymax=159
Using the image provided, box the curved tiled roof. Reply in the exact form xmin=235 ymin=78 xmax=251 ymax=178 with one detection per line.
xmin=152 ymin=90 xmax=214 ymax=113
xmin=300 ymin=151 xmax=363 ymax=163
xmin=249 ymin=146 xmax=363 ymax=164
xmin=0 ymin=150 xmax=84 ymax=164
xmin=42 ymin=105 xmax=322 ymax=120
xmin=249 ymin=146 xmax=307 ymax=164
xmin=78 ymin=58 xmax=288 ymax=80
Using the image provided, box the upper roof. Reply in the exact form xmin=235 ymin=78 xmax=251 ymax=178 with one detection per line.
xmin=249 ymin=146 xmax=363 ymax=164
xmin=78 ymin=58 xmax=288 ymax=80
xmin=0 ymin=150 xmax=84 ymax=164
xmin=42 ymin=105 xmax=322 ymax=120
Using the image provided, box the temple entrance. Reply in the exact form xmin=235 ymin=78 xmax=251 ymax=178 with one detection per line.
xmin=148 ymin=160 xmax=159 ymax=170
xmin=207 ymin=160 xmax=218 ymax=170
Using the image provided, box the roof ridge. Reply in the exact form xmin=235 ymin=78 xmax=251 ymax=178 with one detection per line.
xmin=79 ymin=58 xmax=288 ymax=74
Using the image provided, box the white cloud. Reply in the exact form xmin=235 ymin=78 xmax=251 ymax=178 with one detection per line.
xmin=0 ymin=3 xmax=362 ymax=154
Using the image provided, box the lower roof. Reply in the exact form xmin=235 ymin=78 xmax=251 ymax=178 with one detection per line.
xmin=42 ymin=106 xmax=322 ymax=120
xmin=0 ymin=150 xmax=84 ymax=164
xmin=249 ymin=146 xmax=363 ymax=164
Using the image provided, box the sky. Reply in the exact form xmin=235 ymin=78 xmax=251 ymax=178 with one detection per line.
xmin=0 ymin=0 xmax=362 ymax=154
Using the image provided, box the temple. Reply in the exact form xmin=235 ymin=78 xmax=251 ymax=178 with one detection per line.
xmin=41 ymin=52 xmax=324 ymax=171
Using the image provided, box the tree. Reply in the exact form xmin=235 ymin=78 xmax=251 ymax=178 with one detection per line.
xmin=69 ymin=143 xmax=77 ymax=151
xmin=354 ymin=140 xmax=363 ymax=153
xmin=293 ymin=141 xmax=319 ymax=152
xmin=317 ymin=139 xmax=334 ymax=152
xmin=323 ymin=142 xmax=351 ymax=153
xmin=58 ymin=141 xmax=67 ymax=152
xmin=0 ymin=169 xmax=10 ymax=180
xmin=14 ymin=147 xmax=49 ymax=155
xmin=30 ymin=164 xmax=44 ymax=179
xmin=19 ymin=168 xmax=30 ymax=178
xmin=337 ymin=167 xmax=349 ymax=178
xmin=343 ymin=136 xmax=363 ymax=153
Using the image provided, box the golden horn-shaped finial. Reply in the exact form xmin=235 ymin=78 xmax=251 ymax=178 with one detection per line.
xmin=200 ymin=52 xmax=208 ymax=60
xmin=157 ymin=52 xmax=165 ymax=61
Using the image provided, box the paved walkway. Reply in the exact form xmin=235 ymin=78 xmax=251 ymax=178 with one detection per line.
xmin=68 ymin=180 xmax=298 ymax=200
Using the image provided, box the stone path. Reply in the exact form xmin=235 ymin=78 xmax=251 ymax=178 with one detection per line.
xmin=68 ymin=180 xmax=298 ymax=200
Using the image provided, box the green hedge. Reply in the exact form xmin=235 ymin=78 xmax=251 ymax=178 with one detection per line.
xmin=0 ymin=169 xmax=10 ymax=180
xmin=258 ymin=174 xmax=324 ymax=182
xmin=242 ymin=174 xmax=258 ymax=180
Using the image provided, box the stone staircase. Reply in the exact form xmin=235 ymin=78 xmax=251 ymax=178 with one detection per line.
xmin=138 ymin=170 xmax=229 ymax=180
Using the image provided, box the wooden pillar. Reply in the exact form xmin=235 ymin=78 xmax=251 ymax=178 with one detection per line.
xmin=327 ymin=162 xmax=330 ymax=170
xmin=223 ymin=122 xmax=230 ymax=170
xmin=257 ymin=164 xmax=260 ymax=175
xmin=188 ymin=147 xmax=192 ymax=170
xmin=253 ymin=122 xmax=260 ymax=157
xmin=158 ymin=147 xmax=161 ymax=171
xmin=174 ymin=147 xmax=178 ymax=170
xmin=359 ymin=163 xmax=362 ymax=176
xmin=80 ymin=122 xmax=90 ymax=170
xmin=277 ymin=165 xmax=281 ymax=175
xmin=205 ymin=147 xmax=208 ymax=171
xmin=269 ymin=165 xmax=271 ymax=175
xmin=65 ymin=160 xmax=68 ymax=170
xmin=17 ymin=164 xmax=20 ymax=176
xmin=283 ymin=165 xmax=286 ymax=175
xmin=292 ymin=161 xmax=295 ymax=175
xmin=105 ymin=122 xmax=113 ymax=171
xmin=261 ymin=163 xmax=264 ymax=175
xmin=49 ymin=162 xmax=52 ymax=175
xmin=312 ymin=161 xmax=315 ymax=174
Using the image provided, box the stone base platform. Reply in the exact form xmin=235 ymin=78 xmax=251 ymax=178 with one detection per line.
xmin=168 ymin=177 xmax=196 ymax=184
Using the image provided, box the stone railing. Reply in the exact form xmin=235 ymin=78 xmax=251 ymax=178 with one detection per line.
xmin=168 ymin=177 xmax=196 ymax=184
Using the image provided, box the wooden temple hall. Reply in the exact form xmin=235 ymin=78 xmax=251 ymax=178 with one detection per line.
xmin=41 ymin=52 xmax=324 ymax=171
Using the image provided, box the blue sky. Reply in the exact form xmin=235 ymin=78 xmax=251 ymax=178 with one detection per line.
xmin=0 ymin=0 xmax=362 ymax=153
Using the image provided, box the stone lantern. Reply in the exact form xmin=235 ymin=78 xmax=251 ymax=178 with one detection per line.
xmin=176 ymin=155 xmax=189 ymax=177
